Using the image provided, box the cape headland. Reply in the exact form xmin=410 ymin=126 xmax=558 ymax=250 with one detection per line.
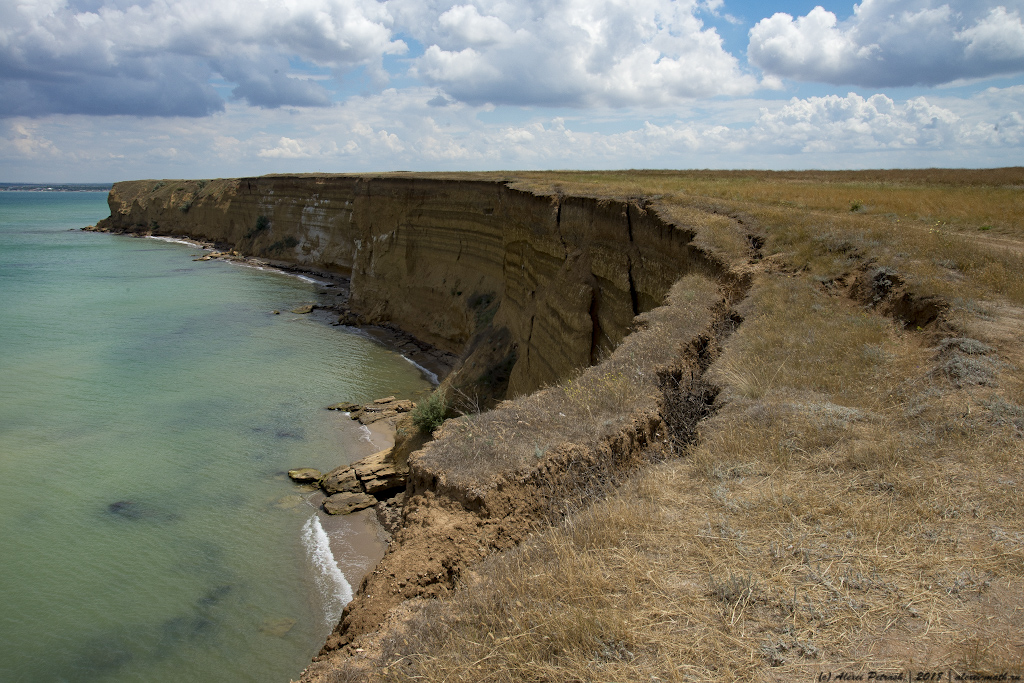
xmin=93 ymin=170 xmax=1024 ymax=682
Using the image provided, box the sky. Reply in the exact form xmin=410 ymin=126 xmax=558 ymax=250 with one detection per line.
xmin=1 ymin=0 xmax=1023 ymax=182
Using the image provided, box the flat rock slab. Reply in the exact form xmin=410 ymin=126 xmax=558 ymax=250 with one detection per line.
xmin=259 ymin=617 xmax=297 ymax=637
xmin=272 ymin=495 xmax=307 ymax=510
xmin=350 ymin=398 xmax=416 ymax=425
xmin=287 ymin=468 xmax=322 ymax=483
xmin=327 ymin=398 xmax=416 ymax=424
xmin=323 ymin=491 xmax=377 ymax=515
xmin=326 ymin=402 xmax=361 ymax=411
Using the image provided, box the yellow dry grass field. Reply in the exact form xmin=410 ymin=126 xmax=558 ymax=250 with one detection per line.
xmin=329 ymin=169 xmax=1024 ymax=682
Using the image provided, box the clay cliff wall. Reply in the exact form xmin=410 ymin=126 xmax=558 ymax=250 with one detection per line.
xmin=98 ymin=175 xmax=721 ymax=398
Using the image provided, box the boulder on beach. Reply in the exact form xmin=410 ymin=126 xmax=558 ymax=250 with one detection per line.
xmin=336 ymin=311 xmax=360 ymax=326
xmin=323 ymin=491 xmax=377 ymax=515
xmin=353 ymin=449 xmax=408 ymax=494
xmin=291 ymin=304 xmax=315 ymax=314
xmin=320 ymin=465 xmax=361 ymax=495
xmin=287 ymin=468 xmax=322 ymax=483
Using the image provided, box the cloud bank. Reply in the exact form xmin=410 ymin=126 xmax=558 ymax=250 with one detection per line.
xmin=2 ymin=0 xmax=1023 ymax=178
xmin=4 ymin=87 xmax=1020 ymax=177
xmin=0 ymin=0 xmax=405 ymax=117
xmin=1 ymin=0 xmax=763 ymax=118
xmin=749 ymin=0 xmax=1024 ymax=86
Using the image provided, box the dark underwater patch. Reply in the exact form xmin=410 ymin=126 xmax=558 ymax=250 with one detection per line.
xmin=104 ymin=499 xmax=179 ymax=523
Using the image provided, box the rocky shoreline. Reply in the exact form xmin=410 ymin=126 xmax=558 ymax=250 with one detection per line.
xmin=288 ymin=397 xmax=424 ymax=532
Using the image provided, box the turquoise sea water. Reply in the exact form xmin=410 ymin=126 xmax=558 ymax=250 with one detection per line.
xmin=0 ymin=192 xmax=430 ymax=682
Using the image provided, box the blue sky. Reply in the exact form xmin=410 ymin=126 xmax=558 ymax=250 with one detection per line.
xmin=1 ymin=0 xmax=1022 ymax=182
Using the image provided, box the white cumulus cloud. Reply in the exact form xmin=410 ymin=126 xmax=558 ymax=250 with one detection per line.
xmin=395 ymin=0 xmax=760 ymax=107
xmin=748 ymin=0 xmax=1024 ymax=86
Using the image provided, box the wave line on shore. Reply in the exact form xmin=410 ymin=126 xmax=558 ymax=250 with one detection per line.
xmin=147 ymin=235 xmax=207 ymax=247
xmin=301 ymin=514 xmax=353 ymax=626
xmin=402 ymin=355 xmax=439 ymax=384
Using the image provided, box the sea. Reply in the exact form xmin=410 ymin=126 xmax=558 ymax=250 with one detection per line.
xmin=0 ymin=191 xmax=431 ymax=682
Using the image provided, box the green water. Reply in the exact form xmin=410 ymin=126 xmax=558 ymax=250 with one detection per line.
xmin=0 ymin=192 xmax=430 ymax=682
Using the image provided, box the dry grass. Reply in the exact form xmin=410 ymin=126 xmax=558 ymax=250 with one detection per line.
xmin=368 ymin=455 xmax=1024 ymax=680
xmin=319 ymin=169 xmax=1024 ymax=682
xmin=710 ymin=277 xmax=924 ymax=406
xmin=505 ymin=168 xmax=1024 ymax=237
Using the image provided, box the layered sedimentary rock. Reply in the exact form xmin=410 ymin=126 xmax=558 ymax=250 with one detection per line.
xmin=97 ymin=175 xmax=721 ymax=400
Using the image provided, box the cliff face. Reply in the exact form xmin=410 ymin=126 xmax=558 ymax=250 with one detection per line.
xmin=99 ymin=175 xmax=721 ymax=399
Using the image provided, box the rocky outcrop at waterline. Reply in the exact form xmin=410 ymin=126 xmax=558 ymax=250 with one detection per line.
xmin=289 ymin=398 xmax=419 ymax=514
xmin=285 ymin=468 xmax=322 ymax=483
xmin=326 ymin=396 xmax=415 ymax=426
xmin=293 ymin=446 xmax=410 ymax=516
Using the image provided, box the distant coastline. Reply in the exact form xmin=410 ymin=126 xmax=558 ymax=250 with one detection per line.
xmin=0 ymin=183 xmax=112 ymax=192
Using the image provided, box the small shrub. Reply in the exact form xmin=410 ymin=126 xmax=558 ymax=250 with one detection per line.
xmin=934 ymin=353 xmax=1002 ymax=387
xmin=939 ymin=337 xmax=993 ymax=355
xmin=709 ymin=571 xmax=757 ymax=603
xmin=411 ymin=391 xmax=448 ymax=433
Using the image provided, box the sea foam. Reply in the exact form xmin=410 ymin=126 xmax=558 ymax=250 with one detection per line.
xmin=402 ymin=355 xmax=439 ymax=384
xmin=147 ymin=235 xmax=205 ymax=247
xmin=301 ymin=514 xmax=353 ymax=626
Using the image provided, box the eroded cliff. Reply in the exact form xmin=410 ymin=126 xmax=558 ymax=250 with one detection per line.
xmin=98 ymin=175 xmax=722 ymax=402
xmin=97 ymin=174 xmax=742 ymax=679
